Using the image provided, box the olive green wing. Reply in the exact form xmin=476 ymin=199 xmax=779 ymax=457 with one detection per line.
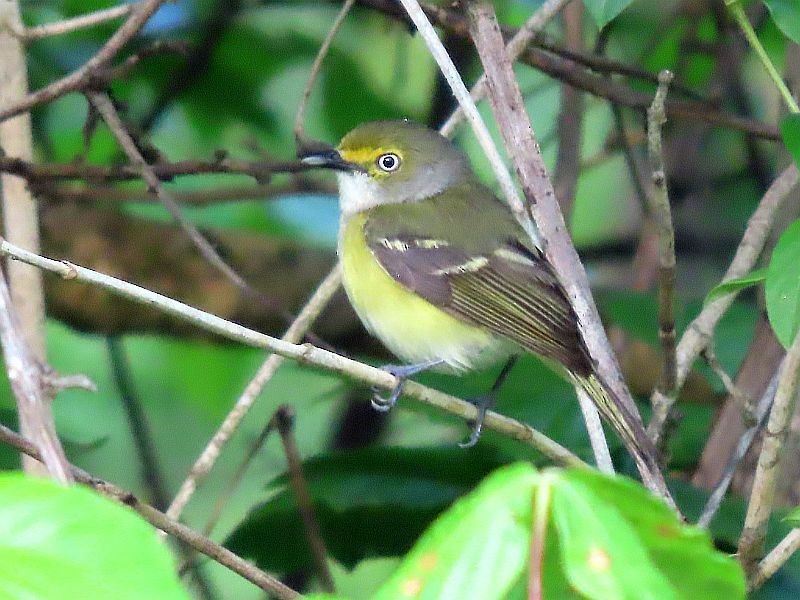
xmin=364 ymin=188 xmax=591 ymax=376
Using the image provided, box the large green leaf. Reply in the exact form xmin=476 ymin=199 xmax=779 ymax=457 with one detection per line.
xmin=764 ymin=0 xmax=800 ymax=44
xmin=366 ymin=465 xmax=745 ymax=599
xmin=0 ymin=473 xmax=188 ymax=600
xmin=583 ymin=0 xmax=636 ymax=28
xmin=373 ymin=463 xmax=538 ymax=600
xmin=766 ymin=219 xmax=800 ymax=348
xmin=226 ymin=447 xmax=506 ymax=573
xmin=782 ymin=114 xmax=800 ymax=170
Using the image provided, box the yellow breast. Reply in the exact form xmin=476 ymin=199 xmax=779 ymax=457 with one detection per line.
xmin=338 ymin=212 xmax=508 ymax=372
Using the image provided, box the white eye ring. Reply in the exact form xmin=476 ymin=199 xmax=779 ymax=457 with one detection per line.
xmin=376 ymin=152 xmax=401 ymax=172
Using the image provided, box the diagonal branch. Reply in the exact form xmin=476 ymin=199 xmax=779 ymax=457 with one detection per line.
xmin=0 ymin=238 xmax=587 ymax=468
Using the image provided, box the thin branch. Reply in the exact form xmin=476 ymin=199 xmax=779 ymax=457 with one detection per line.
xmin=645 ymin=70 xmax=678 ymax=428
xmin=576 ymin=388 xmax=614 ymax=474
xmin=166 ymin=265 xmax=343 ymax=522
xmin=464 ymin=1 xmax=675 ymax=500
xmin=35 ymin=181 xmax=333 ymax=205
xmin=0 ymin=0 xmax=167 ymax=122
xmin=294 ymin=0 xmax=356 ymax=145
xmin=0 ymin=154 xmax=311 ymax=183
xmin=273 ymin=405 xmax=335 ymax=593
xmin=751 ymin=528 xmax=800 ymax=591
xmin=702 ymin=344 xmax=754 ymax=424
xmin=86 ymin=91 xmax=267 ymax=304
xmin=396 ymin=0 xmax=541 ymax=248
xmin=696 ymin=369 xmax=777 ymax=528
xmin=0 ymin=423 xmax=298 ymax=599
xmin=0 ymin=265 xmax=72 ymax=482
xmin=551 ymin=0 xmax=585 ymax=217
xmin=23 ymin=4 xmax=138 ymax=41
xmin=739 ymin=333 xmax=800 ymax=574
xmin=439 ymin=0 xmax=571 ymax=138
xmin=0 ymin=0 xmax=49 ymax=476
xmin=0 ymin=239 xmax=585 ymax=467
xmin=107 ymin=336 xmax=169 ymax=510
xmin=647 ymin=164 xmax=799 ymax=442
xmin=358 ymin=0 xmax=780 ymax=140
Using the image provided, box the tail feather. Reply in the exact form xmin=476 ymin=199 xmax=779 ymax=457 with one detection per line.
xmin=572 ymin=372 xmax=669 ymax=498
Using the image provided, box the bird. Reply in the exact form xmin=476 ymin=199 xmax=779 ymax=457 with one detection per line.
xmin=301 ymin=119 xmax=660 ymax=476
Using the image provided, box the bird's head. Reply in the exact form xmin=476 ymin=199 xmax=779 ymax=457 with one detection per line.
xmin=302 ymin=120 xmax=472 ymax=215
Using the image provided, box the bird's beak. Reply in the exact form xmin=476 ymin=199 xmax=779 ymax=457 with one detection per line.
xmin=300 ymin=148 xmax=365 ymax=173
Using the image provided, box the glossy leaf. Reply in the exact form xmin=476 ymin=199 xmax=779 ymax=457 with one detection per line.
xmin=782 ymin=114 xmax=800 ymax=170
xmin=373 ymin=463 xmax=538 ymax=600
xmin=0 ymin=473 xmax=188 ymax=600
xmin=704 ymin=268 xmax=767 ymax=306
xmin=766 ymin=219 xmax=800 ymax=347
xmin=765 ymin=0 xmax=800 ymax=44
xmin=226 ymin=447 xmax=505 ymax=573
xmin=583 ymin=0 xmax=636 ymax=28
xmin=784 ymin=506 xmax=800 ymax=528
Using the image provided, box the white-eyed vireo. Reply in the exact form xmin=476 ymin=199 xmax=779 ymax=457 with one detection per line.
xmin=303 ymin=120 xmax=658 ymax=471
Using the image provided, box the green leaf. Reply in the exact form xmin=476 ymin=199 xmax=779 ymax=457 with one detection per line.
xmin=583 ymin=0 xmax=636 ymax=28
xmin=764 ymin=0 xmax=800 ymax=44
xmin=782 ymin=114 xmax=800 ymax=170
xmin=554 ymin=470 xmax=746 ymax=599
xmin=372 ymin=463 xmax=539 ymax=600
xmin=0 ymin=473 xmax=188 ymax=600
xmin=766 ymin=219 xmax=800 ymax=348
xmin=704 ymin=269 xmax=767 ymax=306
xmin=783 ymin=506 xmax=800 ymax=527
xmin=367 ymin=466 xmax=745 ymax=599
xmin=226 ymin=447 xmax=506 ymax=573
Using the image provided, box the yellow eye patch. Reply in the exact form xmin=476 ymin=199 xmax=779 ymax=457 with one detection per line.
xmin=339 ymin=146 xmax=401 ymax=169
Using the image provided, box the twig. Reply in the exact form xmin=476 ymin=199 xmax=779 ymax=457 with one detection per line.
xmin=751 ymin=528 xmax=800 ymax=590
xmin=166 ymin=265 xmax=343 ymax=522
xmin=0 ymin=264 xmax=72 ymax=482
xmin=86 ymin=91 xmax=266 ymax=305
xmin=359 ymin=0 xmax=780 ymax=140
xmin=396 ymin=0 xmax=542 ymax=248
xmin=0 ymin=0 xmax=49 ymax=475
xmin=464 ymin=2 xmax=673 ymax=500
xmin=696 ymin=369 xmax=777 ymax=528
xmin=107 ymin=336 xmax=169 ymax=510
xmin=0 ymin=238 xmax=586 ymax=468
xmin=739 ymin=333 xmax=800 ymax=574
xmin=23 ymin=4 xmax=138 ymax=41
xmin=576 ymin=387 xmax=613 ymax=474
xmin=551 ymin=0 xmax=584 ymax=217
xmin=272 ymin=405 xmax=335 ymax=593
xmin=725 ymin=1 xmax=799 ymax=114
xmin=294 ymin=0 xmax=355 ymax=144
xmin=0 ymin=154 xmax=311 ymax=183
xmin=701 ymin=344 xmax=754 ymax=424
xmin=0 ymin=0 xmax=167 ymax=122
xmin=647 ymin=164 xmax=799 ymax=443
xmin=645 ymin=70 xmax=678 ymax=425
xmin=439 ymin=0 xmax=571 ymax=138
xmin=35 ymin=181 xmax=333 ymax=205
xmin=0 ymin=422 xmax=298 ymax=600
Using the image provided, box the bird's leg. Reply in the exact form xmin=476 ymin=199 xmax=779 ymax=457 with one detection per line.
xmin=372 ymin=358 xmax=444 ymax=412
xmin=460 ymin=356 xmax=518 ymax=448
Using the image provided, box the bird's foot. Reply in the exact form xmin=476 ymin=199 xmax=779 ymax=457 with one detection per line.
xmin=459 ymin=393 xmax=496 ymax=448
xmin=372 ymin=360 xmax=443 ymax=412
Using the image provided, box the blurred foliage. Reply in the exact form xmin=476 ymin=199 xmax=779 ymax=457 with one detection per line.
xmin=0 ymin=0 xmax=797 ymax=598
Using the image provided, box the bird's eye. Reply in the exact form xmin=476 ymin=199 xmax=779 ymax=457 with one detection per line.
xmin=376 ymin=152 xmax=401 ymax=172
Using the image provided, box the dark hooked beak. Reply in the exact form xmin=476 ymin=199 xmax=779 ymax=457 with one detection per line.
xmin=300 ymin=147 xmax=365 ymax=173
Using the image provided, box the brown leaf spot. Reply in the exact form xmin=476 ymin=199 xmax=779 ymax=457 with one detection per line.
xmin=419 ymin=552 xmax=438 ymax=571
xmin=401 ymin=577 xmax=423 ymax=597
xmin=588 ymin=547 xmax=611 ymax=572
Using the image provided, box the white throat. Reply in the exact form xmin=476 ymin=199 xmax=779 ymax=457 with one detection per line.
xmin=335 ymin=171 xmax=384 ymax=216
